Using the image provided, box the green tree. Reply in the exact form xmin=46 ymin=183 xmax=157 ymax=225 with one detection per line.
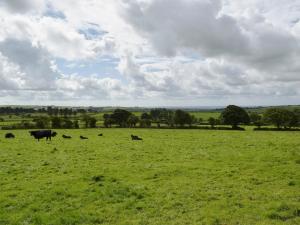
xmin=263 ymin=108 xmax=294 ymax=129
xmin=141 ymin=112 xmax=152 ymax=120
xmin=174 ymin=110 xmax=192 ymax=127
xmin=128 ymin=115 xmax=139 ymax=128
xmin=160 ymin=109 xmax=175 ymax=128
xmin=220 ymin=105 xmax=250 ymax=129
xmin=293 ymin=109 xmax=300 ymax=127
xmin=33 ymin=116 xmax=50 ymax=129
xmin=150 ymin=109 xmax=162 ymax=127
xmin=51 ymin=117 xmax=62 ymax=128
xmin=208 ymin=117 xmax=216 ymax=128
xmin=198 ymin=117 xmax=203 ymax=125
xmin=111 ymin=109 xmax=132 ymax=127
xmin=62 ymin=119 xmax=74 ymax=129
xmin=249 ymin=112 xmax=263 ymax=128
xmin=74 ymin=120 xmax=80 ymax=129
xmin=88 ymin=117 xmax=97 ymax=128
xmin=81 ymin=114 xmax=90 ymax=128
xmin=103 ymin=114 xmax=113 ymax=128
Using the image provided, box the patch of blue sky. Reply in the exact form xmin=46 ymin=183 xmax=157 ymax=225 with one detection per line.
xmin=55 ymin=57 xmax=125 ymax=81
xmin=78 ymin=22 xmax=108 ymax=40
xmin=177 ymin=50 xmax=203 ymax=63
xmin=135 ymin=51 xmax=203 ymax=65
xmin=79 ymin=28 xmax=108 ymax=40
xmin=44 ymin=4 xmax=66 ymax=19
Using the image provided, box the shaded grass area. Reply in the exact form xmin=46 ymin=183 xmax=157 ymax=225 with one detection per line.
xmin=0 ymin=129 xmax=299 ymax=225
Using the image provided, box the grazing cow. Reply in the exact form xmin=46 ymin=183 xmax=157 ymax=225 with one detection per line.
xmin=98 ymin=133 xmax=103 ymax=137
xmin=5 ymin=133 xmax=15 ymax=139
xmin=131 ymin=135 xmax=143 ymax=141
xmin=80 ymin=135 xmax=88 ymax=140
xmin=30 ymin=130 xmax=57 ymax=141
xmin=62 ymin=134 xmax=72 ymax=139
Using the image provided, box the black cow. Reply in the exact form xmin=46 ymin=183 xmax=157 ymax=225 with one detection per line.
xmin=98 ymin=134 xmax=103 ymax=137
xmin=30 ymin=130 xmax=57 ymax=141
xmin=80 ymin=136 xmax=88 ymax=140
xmin=131 ymin=135 xmax=142 ymax=141
xmin=5 ymin=133 xmax=15 ymax=139
xmin=62 ymin=135 xmax=72 ymax=139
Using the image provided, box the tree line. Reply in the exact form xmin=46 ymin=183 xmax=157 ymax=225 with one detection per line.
xmin=0 ymin=106 xmax=87 ymax=117
xmin=102 ymin=105 xmax=300 ymax=130
xmin=0 ymin=105 xmax=299 ymax=130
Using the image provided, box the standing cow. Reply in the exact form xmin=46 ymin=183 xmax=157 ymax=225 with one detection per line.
xmin=30 ymin=130 xmax=57 ymax=141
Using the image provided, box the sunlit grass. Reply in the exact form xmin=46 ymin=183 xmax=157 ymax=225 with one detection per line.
xmin=0 ymin=129 xmax=299 ymax=224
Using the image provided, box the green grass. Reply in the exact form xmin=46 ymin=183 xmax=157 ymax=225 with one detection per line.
xmin=0 ymin=129 xmax=299 ymax=225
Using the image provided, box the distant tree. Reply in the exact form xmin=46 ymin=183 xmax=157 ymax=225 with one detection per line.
xmin=62 ymin=119 xmax=74 ymax=129
xmin=81 ymin=114 xmax=90 ymax=128
xmin=221 ymin=105 xmax=250 ymax=129
xmin=215 ymin=118 xmax=221 ymax=126
xmin=166 ymin=110 xmax=175 ymax=127
xmin=249 ymin=112 xmax=263 ymax=128
xmin=77 ymin=109 xmax=87 ymax=114
xmin=128 ymin=115 xmax=139 ymax=128
xmin=186 ymin=113 xmax=193 ymax=127
xmin=208 ymin=117 xmax=216 ymax=128
xmin=190 ymin=115 xmax=198 ymax=126
xmin=73 ymin=110 xmax=77 ymax=117
xmin=0 ymin=117 xmax=4 ymax=122
xmin=74 ymin=120 xmax=80 ymax=129
xmin=141 ymin=112 xmax=152 ymax=120
xmin=51 ymin=117 xmax=62 ymax=128
xmin=59 ymin=108 xmax=64 ymax=117
xmin=33 ymin=116 xmax=50 ymax=129
xmin=47 ymin=106 xmax=53 ymax=116
xmin=283 ymin=110 xmax=298 ymax=129
xmin=198 ymin=117 xmax=203 ymax=125
xmin=159 ymin=109 xmax=174 ymax=127
xmin=293 ymin=109 xmax=300 ymax=127
xmin=140 ymin=119 xmax=152 ymax=128
xmin=20 ymin=120 xmax=33 ymax=129
xmin=88 ymin=117 xmax=97 ymax=128
xmin=111 ymin=109 xmax=131 ymax=127
xmin=53 ymin=108 xmax=59 ymax=117
xmin=150 ymin=109 xmax=162 ymax=127
xmin=263 ymin=108 xmax=295 ymax=129
xmin=63 ymin=108 xmax=69 ymax=118
xmin=103 ymin=114 xmax=113 ymax=128
xmin=174 ymin=110 xmax=192 ymax=127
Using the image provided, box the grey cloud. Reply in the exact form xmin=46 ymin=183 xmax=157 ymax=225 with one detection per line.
xmin=0 ymin=0 xmax=45 ymax=13
xmin=0 ymin=39 xmax=60 ymax=90
xmin=121 ymin=0 xmax=300 ymax=97
xmin=122 ymin=0 xmax=249 ymax=57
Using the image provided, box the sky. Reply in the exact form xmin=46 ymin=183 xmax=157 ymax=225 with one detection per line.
xmin=0 ymin=0 xmax=299 ymax=107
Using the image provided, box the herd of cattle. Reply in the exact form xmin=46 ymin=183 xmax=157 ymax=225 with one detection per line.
xmin=3 ymin=130 xmax=143 ymax=141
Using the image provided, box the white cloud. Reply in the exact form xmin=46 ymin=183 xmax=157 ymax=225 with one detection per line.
xmin=0 ymin=0 xmax=299 ymax=106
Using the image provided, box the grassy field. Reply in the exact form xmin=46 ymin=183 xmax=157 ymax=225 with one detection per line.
xmin=0 ymin=129 xmax=299 ymax=225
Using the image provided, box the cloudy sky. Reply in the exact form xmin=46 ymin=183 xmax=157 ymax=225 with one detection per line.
xmin=0 ymin=0 xmax=299 ymax=107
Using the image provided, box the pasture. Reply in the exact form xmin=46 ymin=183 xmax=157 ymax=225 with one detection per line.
xmin=0 ymin=129 xmax=299 ymax=225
